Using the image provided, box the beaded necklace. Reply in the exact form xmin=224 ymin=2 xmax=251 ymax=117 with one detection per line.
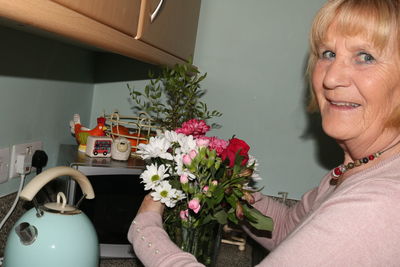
xmin=331 ymin=139 xmax=400 ymax=184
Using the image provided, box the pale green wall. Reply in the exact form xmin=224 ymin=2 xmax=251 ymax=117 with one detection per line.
xmin=0 ymin=27 xmax=94 ymax=197
xmin=0 ymin=81 xmax=93 ymax=197
xmin=91 ymin=0 xmax=341 ymax=199
xmin=90 ymin=80 xmax=149 ymax=120
xmin=193 ymin=0 xmax=341 ymax=199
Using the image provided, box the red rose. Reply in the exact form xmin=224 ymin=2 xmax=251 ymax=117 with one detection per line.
xmin=221 ymin=138 xmax=250 ymax=168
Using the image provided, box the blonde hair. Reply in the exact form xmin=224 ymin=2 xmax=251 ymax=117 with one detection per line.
xmin=307 ymin=0 xmax=400 ymax=126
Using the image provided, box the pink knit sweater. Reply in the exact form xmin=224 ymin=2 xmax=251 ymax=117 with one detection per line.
xmin=128 ymin=154 xmax=400 ymax=266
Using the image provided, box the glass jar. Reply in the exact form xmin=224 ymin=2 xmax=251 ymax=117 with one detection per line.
xmin=166 ymin=221 xmax=222 ymax=266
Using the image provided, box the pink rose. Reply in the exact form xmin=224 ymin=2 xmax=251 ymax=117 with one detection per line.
xmin=188 ymin=198 xmax=201 ymax=213
xmin=202 ymin=186 xmax=209 ymax=192
xmin=180 ymin=174 xmax=189 ymax=184
xmin=211 ymin=180 xmax=218 ymax=186
xmin=182 ymin=154 xmax=192 ymax=165
xmin=180 ymin=209 xmax=189 ymax=220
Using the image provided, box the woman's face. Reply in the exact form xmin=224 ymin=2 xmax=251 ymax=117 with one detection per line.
xmin=312 ymin=27 xmax=400 ymax=143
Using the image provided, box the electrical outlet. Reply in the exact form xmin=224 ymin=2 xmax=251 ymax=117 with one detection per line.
xmin=9 ymin=141 xmax=42 ymax=180
xmin=0 ymin=147 xmax=10 ymax=184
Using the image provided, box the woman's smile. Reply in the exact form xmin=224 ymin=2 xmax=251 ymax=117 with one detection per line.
xmin=328 ymin=100 xmax=361 ymax=109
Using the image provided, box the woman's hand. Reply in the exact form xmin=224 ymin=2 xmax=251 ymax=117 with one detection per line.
xmin=137 ymin=194 xmax=165 ymax=215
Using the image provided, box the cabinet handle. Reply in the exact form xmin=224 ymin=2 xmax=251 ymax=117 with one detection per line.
xmin=150 ymin=0 xmax=164 ymax=23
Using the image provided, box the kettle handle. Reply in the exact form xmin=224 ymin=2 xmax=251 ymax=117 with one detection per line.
xmin=20 ymin=166 xmax=95 ymax=201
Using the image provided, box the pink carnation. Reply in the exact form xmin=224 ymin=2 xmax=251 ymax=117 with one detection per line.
xmin=206 ymin=136 xmax=229 ymax=156
xmin=175 ymin=119 xmax=210 ymax=138
xmin=196 ymin=137 xmax=210 ymax=147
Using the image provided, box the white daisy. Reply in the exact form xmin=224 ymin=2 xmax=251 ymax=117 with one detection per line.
xmin=151 ymin=181 xmax=178 ymax=208
xmin=140 ymin=163 xmax=170 ymax=190
xmin=248 ymin=155 xmax=261 ymax=181
xmin=177 ymin=135 xmax=197 ymax=155
xmin=163 ymin=130 xmax=185 ymax=143
xmin=174 ymin=153 xmax=184 ymax=172
xmin=165 ymin=189 xmax=186 ymax=208
xmin=137 ymin=136 xmax=173 ymax=160
xmin=174 ymin=189 xmax=186 ymax=202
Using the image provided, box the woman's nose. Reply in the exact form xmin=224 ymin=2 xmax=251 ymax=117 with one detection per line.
xmin=322 ymin=59 xmax=351 ymax=90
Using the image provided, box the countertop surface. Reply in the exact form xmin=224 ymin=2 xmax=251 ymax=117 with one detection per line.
xmin=100 ymin=243 xmax=253 ymax=267
xmin=0 ymin=192 xmax=254 ymax=267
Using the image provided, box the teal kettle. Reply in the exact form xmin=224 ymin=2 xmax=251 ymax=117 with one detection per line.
xmin=3 ymin=166 xmax=99 ymax=267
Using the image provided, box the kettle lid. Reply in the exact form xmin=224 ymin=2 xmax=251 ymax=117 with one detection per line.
xmin=42 ymin=192 xmax=81 ymax=215
xmin=43 ymin=202 xmax=81 ymax=215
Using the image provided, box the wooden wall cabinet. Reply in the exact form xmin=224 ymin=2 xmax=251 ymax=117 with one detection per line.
xmin=137 ymin=0 xmax=201 ymax=61
xmin=0 ymin=0 xmax=201 ymax=67
xmin=51 ymin=0 xmax=141 ymax=36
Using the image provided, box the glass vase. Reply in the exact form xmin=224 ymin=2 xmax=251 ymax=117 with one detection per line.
xmin=165 ymin=221 xmax=222 ymax=267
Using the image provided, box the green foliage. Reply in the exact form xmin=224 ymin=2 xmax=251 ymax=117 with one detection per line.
xmin=174 ymin=146 xmax=273 ymax=231
xmin=132 ymin=63 xmax=273 ymax=232
xmin=129 ymin=61 xmax=222 ymax=130
xmin=242 ymin=205 xmax=274 ymax=230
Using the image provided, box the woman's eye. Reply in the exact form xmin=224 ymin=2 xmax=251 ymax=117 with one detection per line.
xmin=356 ymin=52 xmax=375 ymax=64
xmin=321 ymin=50 xmax=335 ymax=60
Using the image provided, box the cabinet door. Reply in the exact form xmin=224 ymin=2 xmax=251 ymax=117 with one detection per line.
xmin=137 ymin=0 xmax=201 ymax=61
xmin=51 ymin=0 xmax=141 ymax=36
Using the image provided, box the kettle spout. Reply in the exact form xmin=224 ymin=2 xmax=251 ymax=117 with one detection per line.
xmin=15 ymin=222 xmax=38 ymax=245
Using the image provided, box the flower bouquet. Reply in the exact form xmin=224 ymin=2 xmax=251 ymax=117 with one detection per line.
xmin=137 ymin=119 xmax=273 ymax=266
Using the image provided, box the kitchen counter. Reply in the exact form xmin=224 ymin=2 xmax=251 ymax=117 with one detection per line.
xmin=1 ymin=191 xmax=281 ymax=266
xmin=100 ymin=242 xmax=253 ymax=267
xmin=0 ymin=193 xmax=254 ymax=267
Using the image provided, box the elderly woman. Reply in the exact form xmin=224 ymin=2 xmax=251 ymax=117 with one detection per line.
xmin=128 ymin=0 xmax=400 ymax=265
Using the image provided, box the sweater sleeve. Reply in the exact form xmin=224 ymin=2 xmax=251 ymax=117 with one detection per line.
xmin=244 ymin=188 xmax=318 ymax=250
xmin=256 ymin=178 xmax=400 ymax=266
xmin=127 ymin=211 xmax=204 ymax=267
